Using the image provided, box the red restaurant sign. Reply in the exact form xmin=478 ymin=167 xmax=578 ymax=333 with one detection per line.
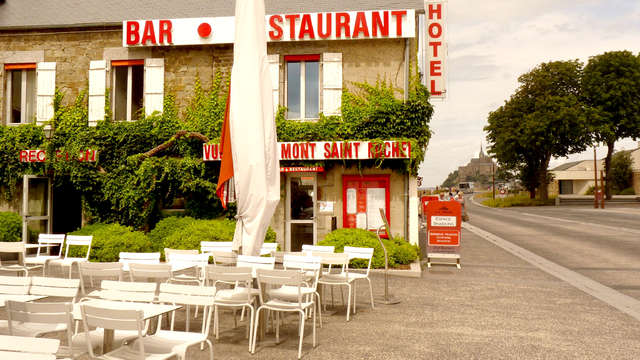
xmin=203 ymin=141 xmax=411 ymax=161
xmin=425 ymin=199 xmax=461 ymax=247
xmin=124 ymin=10 xmax=415 ymax=47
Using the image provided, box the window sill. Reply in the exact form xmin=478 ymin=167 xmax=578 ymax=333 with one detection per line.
xmin=285 ymin=118 xmax=320 ymax=122
xmin=5 ymin=122 xmax=34 ymax=126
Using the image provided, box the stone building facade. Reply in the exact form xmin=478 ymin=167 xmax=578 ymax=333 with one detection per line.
xmin=0 ymin=0 xmax=427 ymax=248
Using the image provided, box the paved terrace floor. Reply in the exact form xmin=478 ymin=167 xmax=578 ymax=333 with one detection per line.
xmin=5 ymin=230 xmax=640 ymax=359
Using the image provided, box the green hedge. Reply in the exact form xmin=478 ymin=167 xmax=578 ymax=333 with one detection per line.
xmin=318 ymin=228 xmax=418 ymax=269
xmin=153 ymin=216 xmax=277 ymax=256
xmin=0 ymin=211 xmax=22 ymax=242
xmin=68 ymin=223 xmax=152 ymax=262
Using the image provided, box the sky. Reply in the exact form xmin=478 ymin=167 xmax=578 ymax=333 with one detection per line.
xmin=418 ymin=0 xmax=640 ymax=188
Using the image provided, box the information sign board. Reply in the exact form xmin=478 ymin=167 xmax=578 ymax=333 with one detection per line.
xmin=424 ymin=199 xmax=461 ymax=268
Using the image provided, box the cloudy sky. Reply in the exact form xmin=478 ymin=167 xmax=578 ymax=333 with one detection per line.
xmin=418 ymin=0 xmax=640 ymax=187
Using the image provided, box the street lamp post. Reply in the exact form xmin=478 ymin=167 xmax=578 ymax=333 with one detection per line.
xmin=492 ymin=160 xmax=496 ymax=200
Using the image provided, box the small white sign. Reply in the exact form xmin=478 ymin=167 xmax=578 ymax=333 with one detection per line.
xmin=346 ymin=189 xmax=357 ymax=214
xmin=318 ymin=201 xmax=334 ymax=214
xmin=430 ymin=216 xmax=456 ymax=227
xmin=356 ymin=213 xmax=368 ymax=229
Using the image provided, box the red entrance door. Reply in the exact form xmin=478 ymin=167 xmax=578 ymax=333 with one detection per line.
xmin=342 ymin=175 xmax=390 ymax=234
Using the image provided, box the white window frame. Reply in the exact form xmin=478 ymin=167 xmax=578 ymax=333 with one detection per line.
xmin=285 ymin=57 xmax=320 ymax=121
xmin=111 ymin=63 xmax=143 ymax=121
xmin=4 ymin=68 xmax=36 ymax=125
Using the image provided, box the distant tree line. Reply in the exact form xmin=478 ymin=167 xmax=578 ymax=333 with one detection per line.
xmin=485 ymin=51 xmax=640 ymax=200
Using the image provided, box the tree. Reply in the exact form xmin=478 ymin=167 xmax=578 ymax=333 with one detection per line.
xmin=441 ymin=170 xmax=458 ymax=188
xmin=610 ymin=150 xmax=633 ymax=193
xmin=485 ymin=60 xmax=591 ymax=200
xmin=582 ymin=51 xmax=640 ymax=199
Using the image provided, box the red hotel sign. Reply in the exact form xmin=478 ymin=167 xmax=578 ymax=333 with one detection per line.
xmin=425 ymin=199 xmax=461 ymax=247
xmin=203 ymin=141 xmax=411 ymax=161
xmin=124 ymin=10 xmax=415 ymax=47
xmin=424 ymin=0 xmax=447 ymax=99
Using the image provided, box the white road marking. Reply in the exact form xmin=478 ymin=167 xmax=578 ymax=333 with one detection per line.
xmin=519 ymin=212 xmax=640 ymax=236
xmin=463 ymin=222 xmax=640 ymax=322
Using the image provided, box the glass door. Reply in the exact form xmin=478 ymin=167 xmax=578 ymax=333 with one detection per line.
xmin=22 ymin=175 xmax=52 ymax=243
xmin=286 ymin=174 xmax=317 ymax=251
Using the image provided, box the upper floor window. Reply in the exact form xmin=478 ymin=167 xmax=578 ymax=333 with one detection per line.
xmin=111 ymin=60 xmax=144 ymax=121
xmin=285 ymin=55 xmax=320 ymax=120
xmin=4 ymin=63 xmax=36 ymax=124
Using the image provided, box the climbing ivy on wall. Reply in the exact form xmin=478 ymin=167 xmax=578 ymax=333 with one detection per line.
xmin=0 ymin=70 xmax=432 ymax=230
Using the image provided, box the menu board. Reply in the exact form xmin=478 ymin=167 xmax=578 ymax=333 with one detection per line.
xmin=366 ymin=188 xmax=386 ymax=230
xmin=346 ymin=188 xmax=357 ymax=214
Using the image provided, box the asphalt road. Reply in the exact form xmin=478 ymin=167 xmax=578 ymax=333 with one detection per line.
xmin=467 ymin=197 xmax=640 ymax=301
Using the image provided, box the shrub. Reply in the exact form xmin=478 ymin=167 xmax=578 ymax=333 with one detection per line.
xmin=482 ymin=193 xmax=555 ymax=207
xmin=318 ymin=228 xmax=418 ymax=269
xmin=148 ymin=216 xmax=196 ymax=252
xmin=389 ymin=237 xmax=419 ymax=265
xmin=162 ymin=218 xmax=276 ymax=253
xmin=0 ymin=211 xmax=22 ymax=242
xmin=619 ymin=187 xmax=636 ymax=195
xmin=69 ymin=223 xmax=152 ymax=262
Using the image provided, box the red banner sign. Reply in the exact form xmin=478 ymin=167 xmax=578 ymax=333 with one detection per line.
xmin=203 ymin=141 xmax=411 ymax=161
xmin=279 ymin=166 xmax=324 ymax=173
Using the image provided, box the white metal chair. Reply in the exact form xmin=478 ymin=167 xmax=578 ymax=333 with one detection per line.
xmin=79 ymin=304 xmax=175 ymax=360
xmin=259 ymin=242 xmax=278 ymax=256
xmin=210 ymin=251 xmax=238 ymax=266
xmin=206 ymin=266 xmax=256 ymax=352
xmin=144 ymin=283 xmax=215 ymax=360
xmin=343 ymin=246 xmax=375 ymax=313
xmin=301 ymin=244 xmax=335 ymax=254
xmin=236 ymin=255 xmax=275 ymax=275
xmin=0 ymin=334 xmax=61 ymax=360
xmin=317 ymin=252 xmax=355 ymax=321
xmin=78 ymin=262 xmax=124 ymax=295
xmin=279 ymin=255 xmax=323 ymax=326
xmin=23 ymin=234 xmax=66 ymax=276
xmin=200 ymin=241 xmax=233 ymax=256
xmin=93 ymin=280 xmax=157 ymax=303
xmin=118 ymin=252 xmax=161 ymax=270
xmin=0 ymin=275 xmax=30 ymax=294
xmin=253 ymin=269 xmax=317 ymax=359
xmin=29 ymin=276 xmax=80 ymax=300
xmin=73 ymin=280 xmax=157 ymax=353
xmin=5 ymin=300 xmax=88 ymax=359
xmin=166 ymin=253 xmax=208 ymax=285
xmin=48 ymin=235 xmax=93 ymax=278
xmin=129 ymin=263 xmax=173 ymax=283
xmin=0 ymin=242 xmax=41 ymax=277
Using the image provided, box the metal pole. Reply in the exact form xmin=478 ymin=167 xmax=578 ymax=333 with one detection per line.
xmin=600 ymin=170 xmax=605 ymax=209
xmin=593 ymin=147 xmax=598 ymax=209
xmin=492 ymin=161 xmax=496 ymax=200
xmin=375 ymin=209 xmax=400 ymax=305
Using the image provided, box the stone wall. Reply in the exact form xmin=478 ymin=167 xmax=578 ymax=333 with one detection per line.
xmin=1 ymin=28 xmax=410 ymax=120
xmin=634 ymin=172 xmax=640 ymax=195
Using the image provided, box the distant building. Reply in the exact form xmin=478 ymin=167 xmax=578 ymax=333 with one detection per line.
xmin=457 ymin=145 xmax=495 ymax=186
xmin=549 ymin=143 xmax=640 ymax=195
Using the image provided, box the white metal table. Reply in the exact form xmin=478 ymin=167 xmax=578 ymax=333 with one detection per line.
xmin=73 ymin=299 xmax=180 ymax=353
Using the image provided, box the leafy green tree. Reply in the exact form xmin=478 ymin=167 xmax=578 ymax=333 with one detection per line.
xmin=485 ymin=60 xmax=591 ymax=200
xmin=610 ymin=150 xmax=633 ymax=193
xmin=441 ymin=170 xmax=458 ymax=188
xmin=582 ymin=51 xmax=640 ymax=199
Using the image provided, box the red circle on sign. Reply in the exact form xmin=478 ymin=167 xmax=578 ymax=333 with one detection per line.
xmin=198 ymin=23 xmax=212 ymax=38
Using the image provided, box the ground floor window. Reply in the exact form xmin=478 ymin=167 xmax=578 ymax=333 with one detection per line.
xmin=342 ymin=174 xmax=390 ymax=233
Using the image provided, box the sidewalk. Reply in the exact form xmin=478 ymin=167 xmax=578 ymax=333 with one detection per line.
xmin=10 ymin=229 xmax=640 ymax=359
xmin=206 ymin=228 xmax=640 ymax=359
